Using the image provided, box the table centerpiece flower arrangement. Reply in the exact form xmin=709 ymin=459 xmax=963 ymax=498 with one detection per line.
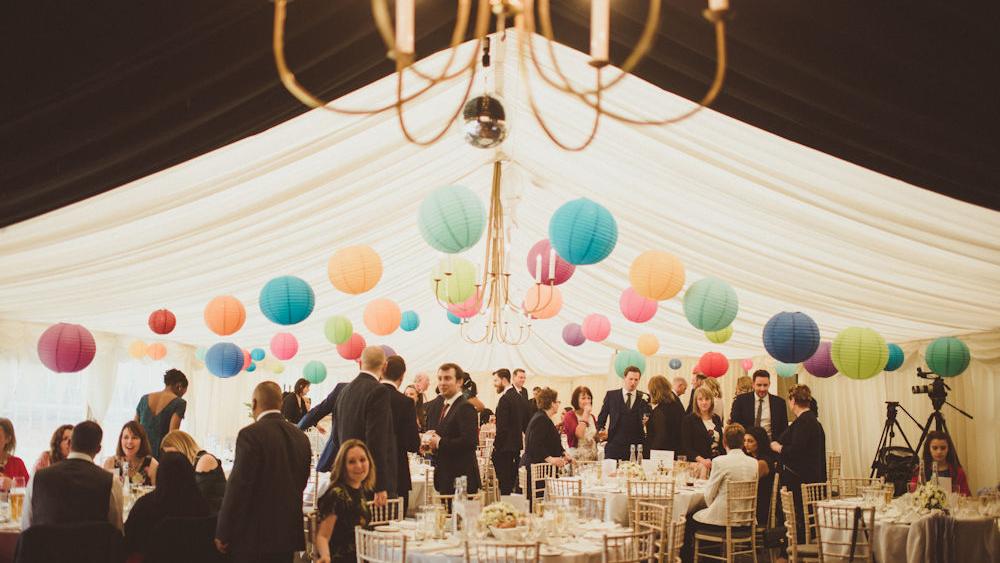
xmin=616 ymin=461 xmax=646 ymax=480
xmin=479 ymin=501 xmax=525 ymax=539
xmin=912 ymin=481 xmax=947 ymax=512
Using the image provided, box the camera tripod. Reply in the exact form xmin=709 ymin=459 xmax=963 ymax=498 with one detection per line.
xmin=870 ymin=401 xmax=920 ymax=479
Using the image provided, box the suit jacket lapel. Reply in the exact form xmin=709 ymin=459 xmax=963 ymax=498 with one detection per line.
xmin=441 ymin=395 xmax=464 ymax=429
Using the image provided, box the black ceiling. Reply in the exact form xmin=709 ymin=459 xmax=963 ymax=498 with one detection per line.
xmin=3 ymin=0 xmax=998 ymax=228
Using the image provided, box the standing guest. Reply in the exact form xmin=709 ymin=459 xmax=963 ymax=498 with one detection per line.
xmin=281 ymin=378 xmax=311 ymax=424
xmin=787 ymin=383 xmax=819 ymax=418
xmin=314 ymin=440 xmax=374 ymax=563
xmin=744 ymin=426 xmax=780 ymax=528
xmin=770 ymin=384 xmax=825 ymax=543
xmin=702 ymin=377 xmax=724 ymax=418
xmin=299 ymin=381 xmax=348 ymax=472
xmin=21 ymin=420 xmax=123 ymax=531
xmin=685 ymin=373 xmax=707 ymax=414
xmin=413 ymin=372 xmax=431 ymax=431
xmin=563 ymin=386 xmax=599 ymax=461
xmin=32 ymin=424 xmax=73 ymax=474
xmin=135 ymin=368 xmax=188 ymax=458
xmin=528 ymin=387 xmax=542 ymax=414
xmin=597 ymin=366 xmax=652 ymax=460
xmin=424 ymin=363 xmax=481 ymax=494
xmin=513 ymin=369 xmax=529 ymax=403
xmin=730 ymin=370 xmax=788 ymax=440
xmin=491 ymin=369 xmax=529 ymax=495
xmin=0 ymin=418 xmax=30 ymax=487
xmin=735 ymin=375 xmax=753 ymax=397
xmin=382 ymin=355 xmax=420 ymax=514
xmin=334 ymin=346 xmax=396 ymax=505
xmin=215 ymin=381 xmax=312 ymax=562
xmin=681 ymin=387 xmax=724 ymax=476
xmin=910 ymin=430 xmax=970 ymax=496
xmin=672 ymin=377 xmax=688 ymax=404
xmin=160 ymin=430 xmax=227 ymax=513
xmin=644 ymin=376 xmax=685 ymax=455
xmin=124 ymin=452 xmax=210 ymax=559
xmin=523 ymin=388 xmax=569 ymax=509
xmin=104 ymin=421 xmax=158 ymax=487
xmin=479 ymin=409 xmax=496 ymax=428
xmin=404 ymin=384 xmax=419 ymax=403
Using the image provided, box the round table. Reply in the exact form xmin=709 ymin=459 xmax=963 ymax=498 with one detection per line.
xmin=577 ymin=481 xmax=706 ymax=525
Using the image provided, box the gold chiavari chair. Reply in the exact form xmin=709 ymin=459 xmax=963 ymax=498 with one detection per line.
xmin=303 ymin=509 xmax=318 ymax=561
xmin=836 ymin=477 xmax=884 ymax=499
xmin=602 ymin=529 xmax=656 ymax=563
xmin=826 ymin=453 xmax=842 ymax=495
xmin=464 ymin=541 xmax=540 ymax=563
xmin=545 ymin=494 xmax=606 ymax=521
xmin=635 ymin=501 xmax=671 ymax=563
xmin=779 ymin=487 xmax=818 ymax=563
xmin=528 ymin=463 xmax=557 ymax=506
xmin=479 ymin=428 xmax=496 ymax=444
xmin=668 ymin=516 xmax=686 ymax=563
xmin=572 ymin=460 xmax=602 ymax=478
xmin=423 ymin=468 xmax=435 ymax=505
xmin=366 ymin=497 xmax=404 ymax=525
xmin=693 ymin=479 xmax=758 ymax=563
xmin=545 ymin=477 xmax=583 ymax=498
xmin=800 ymin=482 xmax=830 ymax=546
xmin=754 ymin=473 xmax=781 ymax=561
xmin=814 ymin=504 xmax=875 ymax=563
xmin=356 ymin=527 xmax=407 ymax=563
xmin=481 ymin=462 xmax=501 ymax=505
xmin=431 ymin=492 xmax=485 ymax=515
xmin=626 ymin=479 xmax=674 ymax=527
xmin=518 ymin=466 xmax=527 ymax=496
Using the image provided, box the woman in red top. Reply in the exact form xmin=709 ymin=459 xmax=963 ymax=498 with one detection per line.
xmin=910 ymin=430 xmax=971 ymax=496
xmin=563 ymin=386 xmax=599 ymax=461
xmin=0 ymin=418 xmax=30 ymax=488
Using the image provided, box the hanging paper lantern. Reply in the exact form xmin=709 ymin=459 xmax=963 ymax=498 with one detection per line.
xmin=831 ymin=327 xmax=888 ymax=380
xmin=246 ymin=362 xmax=257 ymax=373
xmin=259 ymin=276 xmax=315 ymax=325
xmin=303 ymin=360 xmax=328 ymax=384
xmin=637 ymin=334 xmax=659 ymax=356
xmin=706 ymin=325 xmax=734 ymax=344
xmin=241 ymin=349 xmax=252 ymax=370
xmin=448 ymin=288 xmax=484 ymax=319
xmin=146 ymin=343 xmax=167 ymax=361
xmin=619 ymin=287 xmax=658 ymax=323
xmin=270 ymin=332 xmax=299 ymax=361
xmin=614 ymin=350 xmax=647 ymax=378
xmin=147 ymin=309 xmax=176 ymax=335
xmin=328 ymin=245 xmax=383 ymax=295
xmin=418 ymin=185 xmax=486 ymax=253
xmin=548 ymin=198 xmax=618 ymax=265
xmin=204 ymin=296 xmax=246 ymax=336
xmin=698 ymin=351 xmax=729 ymax=378
xmin=37 ymin=323 xmax=97 ymax=373
xmin=194 ymin=347 xmax=208 ymax=362
xmin=629 ymin=250 xmax=685 ymax=301
xmin=380 ymin=344 xmax=397 ymax=358
xmin=430 ymin=257 xmax=477 ymax=305
xmin=250 ymin=348 xmax=266 ymax=361
xmin=669 ymin=358 xmax=682 ymax=370
xmin=446 ymin=311 xmax=462 ymax=325
xmin=364 ymin=298 xmax=402 ymax=336
xmin=128 ymin=340 xmax=147 ymax=360
xmin=925 ymin=337 xmax=970 ymax=377
xmin=803 ymin=342 xmax=837 ymax=378
xmin=337 ymin=333 xmax=366 ymax=360
xmin=775 ymin=362 xmax=799 ymax=378
xmin=524 ymin=285 xmax=562 ymax=320
xmin=400 ymin=311 xmax=420 ymax=332
xmin=206 ymin=342 xmax=243 ymax=378
xmin=562 ymin=323 xmax=586 ymax=346
xmin=884 ymin=343 xmax=904 ymax=372
xmin=683 ymin=278 xmax=739 ymax=332
xmin=741 ymin=358 xmax=754 ymax=371
xmin=762 ymin=312 xmax=820 ymax=364
xmin=526 ymin=239 xmax=575 ymax=285
xmin=581 ymin=314 xmax=611 ymax=342
xmin=324 ymin=316 xmax=353 ymax=345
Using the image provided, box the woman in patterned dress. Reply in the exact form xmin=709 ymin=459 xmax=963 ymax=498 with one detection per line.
xmin=315 ymin=439 xmax=375 ymax=563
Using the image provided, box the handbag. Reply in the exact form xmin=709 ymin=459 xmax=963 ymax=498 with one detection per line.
xmin=762 ymin=525 xmax=787 ymax=549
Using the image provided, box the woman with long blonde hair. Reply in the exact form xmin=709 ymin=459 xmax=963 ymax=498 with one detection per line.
xmin=314 ymin=439 xmax=376 ymax=563
xmin=159 ymin=430 xmax=226 ymax=513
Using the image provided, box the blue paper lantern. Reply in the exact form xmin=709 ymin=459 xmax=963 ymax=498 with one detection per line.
xmin=614 ymin=349 xmax=647 ymax=378
xmin=246 ymin=362 xmax=257 ymax=372
xmin=400 ymin=311 xmax=420 ymax=332
xmin=206 ymin=342 xmax=243 ymax=378
xmin=303 ymin=360 xmax=328 ymax=384
xmin=775 ymin=361 xmax=799 ymax=378
xmin=884 ymin=343 xmax=904 ymax=372
xmin=447 ymin=311 xmax=461 ymax=325
xmin=763 ymin=312 xmax=820 ymax=363
xmin=683 ymin=277 xmax=739 ymax=332
xmin=925 ymin=337 xmax=970 ymax=377
xmin=260 ymin=276 xmax=315 ymax=325
xmin=418 ymin=185 xmax=486 ymax=253
xmin=250 ymin=348 xmax=266 ymax=361
xmin=669 ymin=358 xmax=682 ymax=370
xmin=548 ymin=198 xmax=618 ymax=265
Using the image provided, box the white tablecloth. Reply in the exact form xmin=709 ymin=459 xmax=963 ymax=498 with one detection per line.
xmin=582 ymin=482 xmax=706 ymax=525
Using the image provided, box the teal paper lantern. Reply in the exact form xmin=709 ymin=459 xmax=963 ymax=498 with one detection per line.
xmin=246 ymin=362 xmax=257 ymax=373
xmin=418 ymin=185 xmax=486 ymax=253
xmin=304 ymin=360 xmax=328 ymax=384
xmin=775 ymin=362 xmax=799 ymax=378
xmin=260 ymin=275 xmax=315 ymax=325
xmin=831 ymin=327 xmax=888 ymax=380
xmin=206 ymin=342 xmax=243 ymax=378
xmin=548 ymin=198 xmax=618 ymax=265
xmin=400 ymin=310 xmax=420 ymax=332
xmin=614 ymin=349 xmax=647 ymax=378
xmin=194 ymin=347 xmax=207 ymax=362
xmin=250 ymin=348 xmax=266 ymax=361
xmin=447 ymin=311 xmax=461 ymax=325
xmin=925 ymin=337 xmax=970 ymax=377
xmin=884 ymin=343 xmax=904 ymax=372
xmin=430 ymin=257 xmax=476 ymax=304
xmin=683 ymin=277 xmax=739 ymax=332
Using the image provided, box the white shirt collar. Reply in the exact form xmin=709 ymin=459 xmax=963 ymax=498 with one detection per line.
xmin=255 ymin=409 xmax=282 ymax=421
xmin=67 ymin=452 xmax=95 ymax=462
xmin=442 ymin=391 xmax=461 ymax=407
xmin=622 ymin=388 xmax=637 ymax=402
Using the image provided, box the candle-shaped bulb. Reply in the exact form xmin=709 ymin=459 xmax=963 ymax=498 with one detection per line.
xmin=548 ymin=248 xmax=556 ymax=281
xmin=708 ymin=0 xmax=728 ymax=11
xmin=535 ymin=254 xmax=542 ymax=282
xmin=590 ymin=0 xmax=610 ymax=62
xmin=396 ymin=0 xmax=415 ymax=55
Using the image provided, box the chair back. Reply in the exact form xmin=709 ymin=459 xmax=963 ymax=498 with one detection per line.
xmin=431 ymin=492 xmax=485 ymax=515
xmin=768 ymin=471 xmax=781 ymax=528
xmin=528 ymin=463 xmax=556 ymax=504
xmin=836 ymin=477 xmax=883 ymax=499
xmin=814 ymin=504 xmax=875 ymax=563
xmin=668 ymin=516 xmax=686 ymax=563
xmin=479 ymin=429 xmax=496 ymax=444
xmin=779 ymin=487 xmax=804 ymax=558
xmin=366 ymin=497 xmax=404 ymax=525
xmin=801 ymin=481 xmax=830 ymax=545
xmin=626 ymin=479 xmax=674 ymax=527
xmin=545 ymin=495 xmax=606 ymax=521
xmin=724 ymin=479 xmax=757 ymax=528
xmin=602 ymin=529 xmax=655 ymax=563
xmin=465 ymin=541 xmax=540 ymax=563
xmin=634 ymin=501 xmax=670 ymax=563
xmin=424 ymin=468 xmax=436 ymax=505
xmin=15 ymin=520 xmax=124 ymax=563
xmin=545 ymin=477 xmax=583 ymax=498
xmin=480 ymin=463 xmax=501 ymax=505
xmin=826 ymin=453 xmax=842 ymax=480
xmin=356 ymin=527 xmax=407 ymax=563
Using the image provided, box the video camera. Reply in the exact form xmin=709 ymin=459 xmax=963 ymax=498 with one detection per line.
xmin=911 ymin=369 xmax=948 ymax=410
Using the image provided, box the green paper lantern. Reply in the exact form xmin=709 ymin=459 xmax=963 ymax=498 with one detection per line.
xmin=775 ymin=361 xmax=798 ymax=378
xmin=705 ymin=325 xmax=733 ymax=344
xmin=683 ymin=277 xmax=739 ymax=332
xmin=303 ymin=360 xmax=328 ymax=384
xmin=418 ymin=185 xmax=486 ymax=253
xmin=925 ymin=337 xmax=970 ymax=377
xmin=430 ymin=257 xmax=476 ymax=305
xmin=831 ymin=327 xmax=888 ymax=380
xmin=324 ymin=316 xmax=353 ymax=345
xmin=614 ymin=349 xmax=647 ymax=378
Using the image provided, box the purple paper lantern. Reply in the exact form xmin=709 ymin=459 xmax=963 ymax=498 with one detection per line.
xmin=37 ymin=323 xmax=97 ymax=373
xmin=526 ymin=239 xmax=575 ymax=285
xmin=803 ymin=341 xmax=838 ymax=378
xmin=380 ymin=344 xmax=397 ymax=358
xmin=562 ymin=323 xmax=586 ymax=346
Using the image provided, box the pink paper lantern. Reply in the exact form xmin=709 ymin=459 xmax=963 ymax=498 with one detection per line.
xmin=581 ymin=314 xmax=611 ymax=342
xmin=338 ymin=333 xmax=366 ymax=360
xmin=37 ymin=323 xmax=97 ymax=373
xmin=562 ymin=323 xmax=586 ymax=346
xmin=741 ymin=358 xmax=754 ymax=371
xmin=448 ymin=288 xmax=483 ymax=319
xmin=698 ymin=351 xmax=729 ymax=378
xmin=270 ymin=332 xmax=299 ymax=361
xmin=619 ymin=287 xmax=658 ymax=323
xmin=526 ymin=239 xmax=575 ymax=285
xmin=803 ymin=341 xmax=838 ymax=378
xmin=242 ymin=349 xmax=252 ymax=370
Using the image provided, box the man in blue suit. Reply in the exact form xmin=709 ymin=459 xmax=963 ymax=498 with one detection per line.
xmin=597 ymin=365 xmax=651 ymax=460
xmin=298 ymin=381 xmax=348 ymax=472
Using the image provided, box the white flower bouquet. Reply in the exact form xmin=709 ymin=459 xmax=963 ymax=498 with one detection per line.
xmin=913 ymin=481 xmax=947 ymax=511
xmin=616 ymin=461 xmax=646 ymax=480
xmin=478 ymin=501 xmax=522 ymax=529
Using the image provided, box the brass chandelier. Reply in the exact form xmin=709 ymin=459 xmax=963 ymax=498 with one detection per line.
xmin=272 ymin=0 xmax=730 ymax=152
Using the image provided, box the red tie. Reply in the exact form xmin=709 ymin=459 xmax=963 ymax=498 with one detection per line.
xmin=438 ymin=402 xmax=450 ymax=424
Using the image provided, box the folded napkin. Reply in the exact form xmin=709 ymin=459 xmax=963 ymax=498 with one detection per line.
xmin=906 ymin=511 xmax=955 ymax=563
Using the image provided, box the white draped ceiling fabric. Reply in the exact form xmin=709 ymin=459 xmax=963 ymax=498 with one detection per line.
xmin=1 ymin=34 xmax=998 ymax=489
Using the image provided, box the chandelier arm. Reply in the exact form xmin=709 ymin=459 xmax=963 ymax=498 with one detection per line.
xmin=459 ymin=319 xmax=492 ymax=344
xmin=404 ymin=0 xmax=477 ymax=81
xmin=522 ymin=282 xmax=556 ymax=314
xmin=394 ymin=51 xmax=482 ymax=146
xmin=520 ymin=50 xmax=603 ymax=151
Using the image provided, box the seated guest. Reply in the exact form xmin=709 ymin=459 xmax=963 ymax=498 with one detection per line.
xmin=32 ymin=424 xmax=73 ymax=474
xmin=770 ymin=384 xmax=825 ymax=543
xmin=910 ymin=430 xmax=970 ymax=496
xmin=479 ymin=408 xmax=495 ymax=428
xmin=681 ymin=387 xmax=724 ymax=476
xmin=314 ymin=440 xmax=374 ymax=563
xmin=703 ymin=377 xmax=725 ymax=418
xmin=734 ymin=375 xmax=752 ymax=397
xmin=403 ymin=384 xmax=419 ymax=404
xmin=672 ymin=377 xmax=688 ymax=401
xmin=160 ymin=430 xmax=227 ymax=513
xmin=744 ymin=426 xmax=780 ymax=528
xmin=0 ymin=418 xmax=30 ymax=487
xmin=135 ymin=368 xmax=188 ymax=458
xmin=645 ymin=376 xmax=685 ymax=456
xmin=424 ymin=363 xmax=481 ymax=494
xmin=104 ymin=421 xmax=159 ymax=487
xmin=281 ymin=378 xmax=311 ymax=424
xmin=21 ymin=421 xmax=123 ymax=531
xmin=563 ymin=386 xmax=599 ymax=461
xmin=124 ymin=452 xmax=210 ymax=558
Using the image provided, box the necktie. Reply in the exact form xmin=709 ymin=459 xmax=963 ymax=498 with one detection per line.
xmin=439 ymin=402 xmax=450 ymax=424
xmin=626 ymin=392 xmax=632 ymax=410
xmin=755 ymin=397 xmax=764 ymax=428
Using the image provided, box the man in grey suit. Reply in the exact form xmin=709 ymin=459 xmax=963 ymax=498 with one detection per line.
xmin=334 ymin=346 xmax=396 ymax=506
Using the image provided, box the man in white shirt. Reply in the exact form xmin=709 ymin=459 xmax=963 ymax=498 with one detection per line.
xmin=729 ymin=370 xmax=789 ymax=439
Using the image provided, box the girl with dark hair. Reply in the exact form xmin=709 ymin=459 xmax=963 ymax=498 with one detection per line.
xmin=744 ymin=426 xmax=780 ymax=526
xmin=104 ymin=421 xmax=158 ymax=486
xmin=135 ymin=368 xmax=189 ymax=457
xmin=32 ymin=424 xmax=73 ymax=473
xmin=124 ymin=452 xmax=210 ymax=559
xmin=281 ymin=378 xmax=311 ymax=424
xmin=314 ymin=439 xmax=375 ymax=563
xmin=0 ymin=418 xmax=29 ymax=488
xmin=910 ymin=430 xmax=970 ymax=496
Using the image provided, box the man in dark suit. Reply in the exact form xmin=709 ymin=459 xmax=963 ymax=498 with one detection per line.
xmin=335 ymin=346 xmax=397 ymax=505
xmin=382 ymin=355 xmax=420 ymax=514
xmin=413 ymin=372 xmax=431 ymax=430
xmin=216 ymin=381 xmax=311 ymax=563
xmin=491 ymin=368 xmax=529 ymax=495
xmin=597 ymin=365 xmax=652 ymax=460
xmin=513 ymin=368 xmax=529 ymax=403
xmin=729 ymin=369 xmax=789 ymax=440
xmin=424 ymin=363 xmax=481 ymax=494
xmin=298 ymin=381 xmax=348 ymax=472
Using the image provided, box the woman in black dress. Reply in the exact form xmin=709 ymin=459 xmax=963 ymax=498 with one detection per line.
xmin=160 ymin=430 xmax=227 ymax=513
xmin=744 ymin=426 xmax=781 ymax=527
xmin=315 ymin=439 xmax=374 ymax=563
xmin=644 ymin=376 xmax=685 ymax=455
xmin=281 ymin=378 xmax=311 ymax=424
xmin=522 ymin=388 xmax=569 ymax=509
xmin=770 ymin=384 xmax=825 ymax=542
xmin=680 ymin=387 xmax=723 ymax=476
xmin=124 ymin=452 xmax=210 ymax=559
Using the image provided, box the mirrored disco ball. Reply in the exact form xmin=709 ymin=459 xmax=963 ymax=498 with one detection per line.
xmin=462 ymin=95 xmax=508 ymax=148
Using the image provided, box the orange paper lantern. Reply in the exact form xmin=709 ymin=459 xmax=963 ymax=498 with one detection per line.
xmin=363 ymin=298 xmax=402 ymax=336
xmin=637 ymin=334 xmax=659 ymax=356
xmin=146 ymin=342 xmax=167 ymax=360
xmin=328 ymin=245 xmax=382 ymax=295
xmin=629 ymin=250 xmax=685 ymax=301
xmin=524 ymin=285 xmax=562 ymax=320
xmin=128 ymin=340 xmax=147 ymax=359
xmin=204 ymin=295 xmax=246 ymax=336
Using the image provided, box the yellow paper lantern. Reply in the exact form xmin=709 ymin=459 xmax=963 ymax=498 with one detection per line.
xmin=204 ymin=295 xmax=246 ymax=336
xmin=328 ymin=245 xmax=383 ymax=295
xmin=430 ymin=257 xmax=476 ymax=305
xmin=128 ymin=340 xmax=147 ymax=359
xmin=629 ymin=250 xmax=686 ymax=301
xmin=705 ymin=325 xmax=733 ymax=344
xmin=146 ymin=342 xmax=167 ymax=360
xmin=523 ymin=285 xmax=562 ymax=320
xmin=637 ymin=334 xmax=659 ymax=356
xmin=364 ymin=298 xmax=402 ymax=336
